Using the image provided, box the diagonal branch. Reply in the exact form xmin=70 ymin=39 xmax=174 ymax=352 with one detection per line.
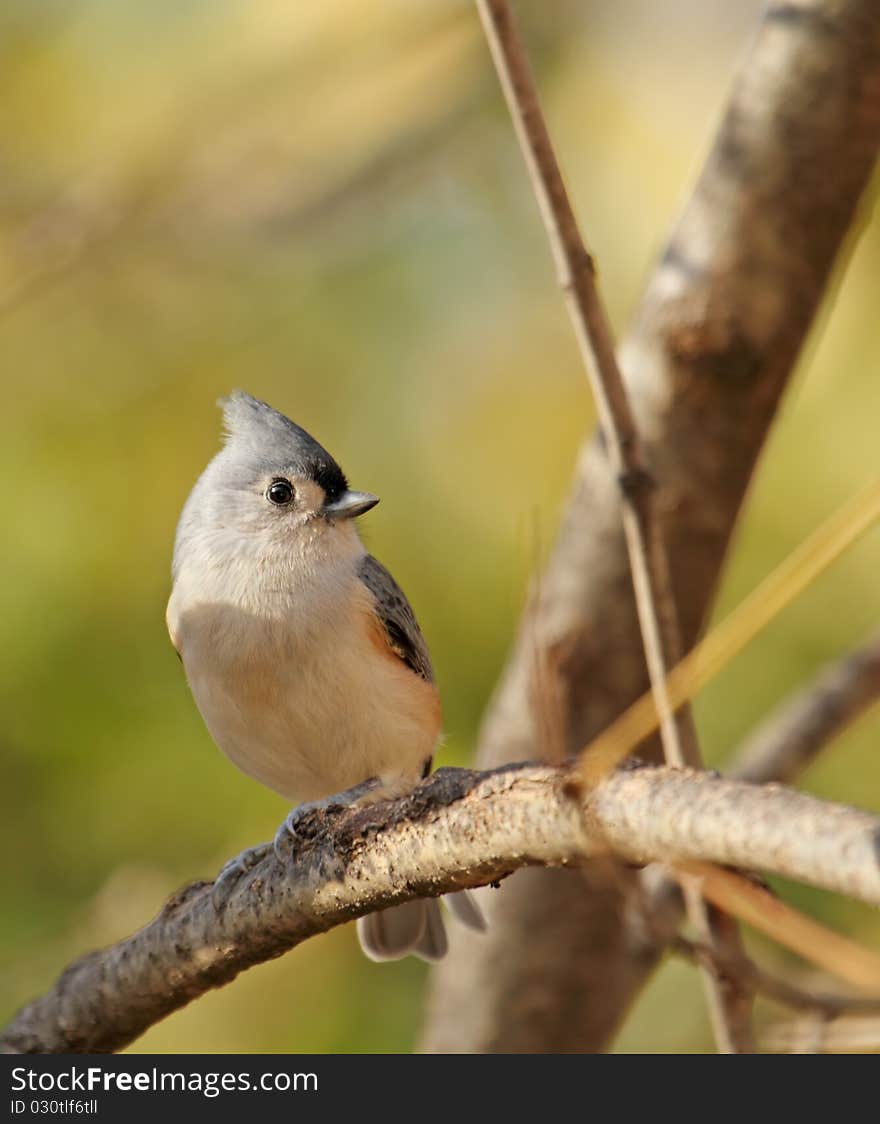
xmin=731 ymin=630 xmax=880 ymax=785
xmin=472 ymin=2 xmax=694 ymax=766
xmin=3 ymin=763 xmax=880 ymax=1055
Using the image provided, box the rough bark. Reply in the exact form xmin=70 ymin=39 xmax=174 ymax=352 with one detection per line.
xmin=420 ymin=0 xmax=880 ymax=1053
xmin=4 ymin=763 xmax=880 ymax=1055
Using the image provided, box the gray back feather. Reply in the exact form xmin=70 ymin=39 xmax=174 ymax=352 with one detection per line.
xmin=358 ymin=555 xmax=434 ymax=682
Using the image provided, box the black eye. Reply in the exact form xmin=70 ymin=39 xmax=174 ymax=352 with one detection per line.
xmin=266 ymin=479 xmax=294 ymax=506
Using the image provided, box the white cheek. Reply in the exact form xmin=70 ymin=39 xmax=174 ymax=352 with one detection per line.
xmin=293 ymin=479 xmax=327 ymax=513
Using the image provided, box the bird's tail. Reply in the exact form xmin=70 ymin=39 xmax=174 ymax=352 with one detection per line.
xmin=356 ymin=891 xmax=486 ymax=963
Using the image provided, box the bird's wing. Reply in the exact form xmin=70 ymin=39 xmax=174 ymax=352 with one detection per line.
xmin=358 ymin=554 xmax=435 ymax=683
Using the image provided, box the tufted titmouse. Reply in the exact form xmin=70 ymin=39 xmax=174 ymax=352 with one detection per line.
xmin=166 ymin=391 xmax=484 ymax=961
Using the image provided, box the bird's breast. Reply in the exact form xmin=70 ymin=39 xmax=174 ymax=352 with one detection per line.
xmin=169 ymin=579 xmax=439 ymax=803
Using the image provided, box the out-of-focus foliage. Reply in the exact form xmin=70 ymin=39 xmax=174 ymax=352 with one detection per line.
xmin=1 ymin=0 xmax=878 ymax=1054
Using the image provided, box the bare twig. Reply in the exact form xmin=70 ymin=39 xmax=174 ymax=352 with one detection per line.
xmin=473 ymin=0 xmax=693 ymax=768
xmin=422 ymin=0 xmax=880 ymax=1055
xmin=637 ymin=620 xmax=880 ymax=1000
xmin=765 ymin=1014 xmax=880 ymax=1053
xmin=731 ymin=630 xmax=880 ymax=785
xmin=579 ymin=482 xmax=880 ymax=783
xmin=4 ymin=763 xmax=880 ymax=1054
xmin=673 ymin=862 xmax=880 ymax=992
xmin=475 ymin=0 xmax=748 ymax=1051
xmin=671 ymin=936 xmax=880 ymax=1017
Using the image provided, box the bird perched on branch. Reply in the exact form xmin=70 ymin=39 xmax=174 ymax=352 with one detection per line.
xmin=166 ymin=391 xmax=484 ymax=961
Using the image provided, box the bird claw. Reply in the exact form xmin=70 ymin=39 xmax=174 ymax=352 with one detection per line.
xmin=211 ymin=842 xmax=272 ymax=911
xmin=271 ymin=797 xmax=341 ymax=862
xmin=272 ymin=777 xmax=382 ymax=863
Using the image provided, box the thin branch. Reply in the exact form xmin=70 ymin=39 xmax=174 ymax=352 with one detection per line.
xmin=473 ymin=0 xmax=693 ymax=769
xmin=764 ymin=1014 xmax=880 ymax=1054
xmin=636 ymin=625 xmax=880 ymax=999
xmin=475 ymin=0 xmax=748 ymax=1051
xmin=579 ymin=482 xmax=880 ymax=784
xmin=4 ymin=763 xmax=880 ymax=1054
xmin=670 ymin=936 xmax=880 ymax=1017
xmin=731 ymin=630 xmax=880 ymax=785
xmin=673 ymin=861 xmax=880 ymax=993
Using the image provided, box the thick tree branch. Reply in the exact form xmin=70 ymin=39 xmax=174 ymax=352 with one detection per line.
xmin=4 ymin=764 xmax=880 ymax=1054
xmin=422 ymin=0 xmax=880 ymax=1053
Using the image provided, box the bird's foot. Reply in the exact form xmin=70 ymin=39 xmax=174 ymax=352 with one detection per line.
xmin=211 ymin=842 xmax=273 ymax=911
xmin=272 ymin=777 xmax=381 ymax=862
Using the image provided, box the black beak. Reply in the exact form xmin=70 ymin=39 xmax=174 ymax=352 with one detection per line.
xmin=322 ymin=490 xmax=380 ymax=520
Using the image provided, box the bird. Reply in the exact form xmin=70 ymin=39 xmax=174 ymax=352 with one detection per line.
xmin=166 ymin=390 xmax=484 ymax=961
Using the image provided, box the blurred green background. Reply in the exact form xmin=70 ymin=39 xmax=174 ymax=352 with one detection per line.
xmin=2 ymin=0 xmax=879 ymax=1054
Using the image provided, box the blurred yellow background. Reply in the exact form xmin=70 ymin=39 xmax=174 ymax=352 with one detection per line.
xmin=2 ymin=0 xmax=879 ymax=1053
